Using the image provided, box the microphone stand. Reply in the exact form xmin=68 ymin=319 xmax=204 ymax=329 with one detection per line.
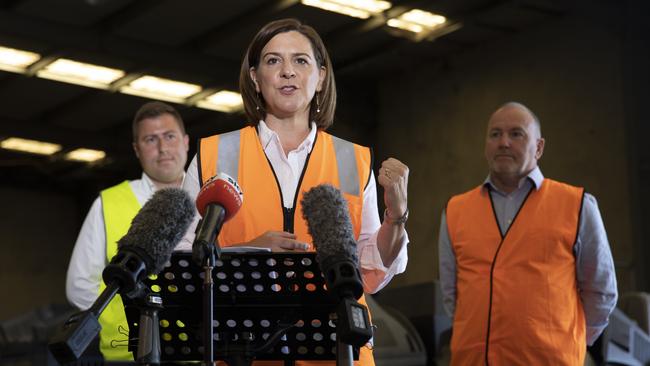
xmin=334 ymin=298 xmax=372 ymax=366
xmin=135 ymin=292 xmax=163 ymax=365
xmin=47 ymin=283 xmax=118 ymax=362
xmin=49 ymin=250 xmax=146 ymax=363
xmin=336 ymin=338 xmax=354 ymax=366
xmin=202 ymin=246 xmax=217 ymax=366
xmin=193 ymin=204 xmax=225 ymax=366
xmin=321 ymin=259 xmax=373 ymax=366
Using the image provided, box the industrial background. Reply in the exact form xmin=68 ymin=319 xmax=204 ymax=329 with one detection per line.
xmin=0 ymin=0 xmax=648 ymax=364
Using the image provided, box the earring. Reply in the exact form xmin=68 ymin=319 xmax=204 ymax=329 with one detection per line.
xmin=255 ymin=93 xmax=262 ymax=111
xmin=316 ymin=93 xmax=321 ymax=113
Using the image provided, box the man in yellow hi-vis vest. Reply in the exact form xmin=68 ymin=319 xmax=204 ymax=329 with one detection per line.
xmin=65 ymin=101 xmax=189 ymax=361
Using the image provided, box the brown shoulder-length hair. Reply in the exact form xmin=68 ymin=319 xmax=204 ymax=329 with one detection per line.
xmin=239 ymin=18 xmax=336 ymax=130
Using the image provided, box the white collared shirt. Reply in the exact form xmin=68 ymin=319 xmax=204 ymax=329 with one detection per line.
xmin=257 ymin=120 xmax=318 ymax=207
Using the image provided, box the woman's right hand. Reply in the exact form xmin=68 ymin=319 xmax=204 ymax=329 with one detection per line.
xmin=246 ymin=231 xmax=310 ymax=252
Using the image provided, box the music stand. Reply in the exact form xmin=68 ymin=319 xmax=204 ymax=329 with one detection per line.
xmin=124 ymin=251 xmax=360 ymax=365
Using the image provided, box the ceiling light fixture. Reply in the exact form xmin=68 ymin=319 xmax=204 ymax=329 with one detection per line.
xmin=196 ymin=90 xmax=244 ymax=113
xmin=36 ymin=58 xmax=125 ymax=89
xmin=301 ymin=0 xmax=391 ymax=19
xmin=387 ymin=9 xmax=448 ymax=35
xmin=0 ymin=46 xmax=41 ymax=74
xmin=120 ymin=75 xmax=202 ymax=103
xmin=64 ymin=148 xmax=106 ymax=162
xmin=0 ymin=137 xmax=62 ymax=155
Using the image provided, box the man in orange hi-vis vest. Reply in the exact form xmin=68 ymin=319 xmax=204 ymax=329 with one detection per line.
xmin=438 ymin=102 xmax=617 ymax=366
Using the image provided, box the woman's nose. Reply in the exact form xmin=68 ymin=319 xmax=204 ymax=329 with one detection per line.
xmin=281 ymin=65 xmax=296 ymax=79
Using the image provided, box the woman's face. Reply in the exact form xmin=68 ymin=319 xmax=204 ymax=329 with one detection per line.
xmin=250 ymin=31 xmax=325 ymax=121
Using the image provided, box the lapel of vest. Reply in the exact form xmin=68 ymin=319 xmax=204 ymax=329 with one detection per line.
xmin=495 ymin=179 xmax=582 ymax=263
xmin=293 ymin=131 xmax=335 ymax=243
xmin=487 ymin=183 xmax=535 ymax=241
xmin=218 ymin=127 xmax=284 ymax=245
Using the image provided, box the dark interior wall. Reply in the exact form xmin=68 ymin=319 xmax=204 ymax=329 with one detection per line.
xmin=374 ymin=2 xmax=641 ymax=291
xmin=330 ymin=79 xmax=379 ymax=148
xmin=622 ymin=0 xmax=650 ymax=297
xmin=0 ymin=186 xmax=80 ymax=319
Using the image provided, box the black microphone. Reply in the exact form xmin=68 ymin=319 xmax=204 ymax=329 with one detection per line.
xmin=49 ymin=188 xmax=194 ymax=363
xmin=301 ymin=184 xmax=362 ymax=299
xmin=301 ymin=184 xmax=372 ymax=348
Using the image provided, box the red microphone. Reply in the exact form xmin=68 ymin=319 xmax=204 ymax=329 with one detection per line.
xmin=193 ymin=173 xmax=243 ymax=264
xmin=196 ymin=172 xmax=243 ymax=220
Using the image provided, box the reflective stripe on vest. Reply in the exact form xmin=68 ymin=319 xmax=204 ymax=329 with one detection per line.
xmin=98 ymin=181 xmax=140 ymax=361
xmin=332 ymin=135 xmax=360 ymax=196
xmin=217 ymin=129 xmax=241 ymax=180
xmin=198 ymin=126 xmax=375 ymax=366
xmin=446 ymin=179 xmax=585 ymax=366
xmin=208 ymin=129 xmax=362 ymax=197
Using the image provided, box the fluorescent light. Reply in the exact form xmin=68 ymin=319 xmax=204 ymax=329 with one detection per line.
xmin=196 ymin=90 xmax=244 ymax=113
xmin=0 ymin=46 xmax=41 ymax=73
xmin=0 ymin=137 xmax=61 ymax=155
xmin=301 ymin=0 xmax=391 ymax=19
xmin=120 ymin=76 xmax=202 ymax=103
xmin=386 ymin=9 xmax=447 ymax=33
xmin=387 ymin=9 xmax=447 ymax=33
xmin=36 ymin=58 xmax=125 ymax=89
xmin=401 ymin=9 xmax=447 ymax=27
xmin=64 ymin=148 xmax=106 ymax=162
xmin=387 ymin=18 xmax=424 ymax=33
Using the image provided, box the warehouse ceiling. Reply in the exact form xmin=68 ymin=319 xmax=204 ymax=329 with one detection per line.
xmin=0 ymin=0 xmax=569 ymax=193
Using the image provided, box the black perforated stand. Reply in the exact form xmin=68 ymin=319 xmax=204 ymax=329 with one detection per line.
xmin=124 ymin=251 xmax=358 ymax=365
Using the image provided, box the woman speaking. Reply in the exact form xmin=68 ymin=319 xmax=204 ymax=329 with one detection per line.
xmin=181 ymin=18 xmax=410 ymax=366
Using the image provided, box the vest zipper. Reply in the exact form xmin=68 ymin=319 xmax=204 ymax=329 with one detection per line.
xmin=259 ymin=127 xmax=318 ymax=234
xmin=484 ymin=185 xmax=534 ymax=365
xmin=283 ymin=207 xmax=295 ymax=233
xmin=287 ymin=134 xmax=316 ymax=231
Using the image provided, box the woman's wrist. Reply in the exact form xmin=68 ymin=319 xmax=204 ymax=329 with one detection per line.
xmin=383 ymin=208 xmax=408 ymax=225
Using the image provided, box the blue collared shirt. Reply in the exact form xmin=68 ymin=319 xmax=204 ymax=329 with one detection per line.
xmin=438 ymin=167 xmax=618 ymax=345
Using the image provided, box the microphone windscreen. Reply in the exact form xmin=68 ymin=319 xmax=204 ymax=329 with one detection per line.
xmin=117 ymin=188 xmax=194 ymax=275
xmin=301 ymin=184 xmax=358 ymax=266
xmin=196 ymin=172 xmax=243 ymax=221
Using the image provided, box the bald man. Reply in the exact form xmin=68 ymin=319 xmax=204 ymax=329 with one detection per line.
xmin=438 ymin=102 xmax=617 ymax=365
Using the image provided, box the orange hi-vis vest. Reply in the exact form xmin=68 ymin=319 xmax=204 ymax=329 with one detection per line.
xmin=198 ymin=126 xmax=374 ymax=366
xmin=446 ymin=179 xmax=586 ymax=366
